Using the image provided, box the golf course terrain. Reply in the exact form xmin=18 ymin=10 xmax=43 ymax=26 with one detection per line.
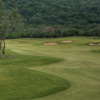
xmin=0 ymin=37 xmax=100 ymax=100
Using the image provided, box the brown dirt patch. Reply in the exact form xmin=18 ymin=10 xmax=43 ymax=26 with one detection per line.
xmin=61 ymin=40 xmax=72 ymax=43
xmin=89 ymin=43 xmax=100 ymax=45
xmin=44 ymin=42 xmax=58 ymax=45
xmin=13 ymin=41 xmax=20 ymax=43
xmin=89 ymin=43 xmax=95 ymax=45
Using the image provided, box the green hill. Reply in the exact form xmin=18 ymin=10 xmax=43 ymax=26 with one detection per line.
xmin=3 ymin=0 xmax=100 ymax=30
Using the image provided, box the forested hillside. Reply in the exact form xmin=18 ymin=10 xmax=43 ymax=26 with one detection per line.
xmin=2 ymin=0 xmax=100 ymax=38
xmin=3 ymin=0 xmax=100 ymax=29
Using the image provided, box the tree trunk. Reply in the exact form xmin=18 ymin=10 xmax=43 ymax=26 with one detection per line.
xmin=2 ymin=38 xmax=5 ymax=54
xmin=0 ymin=39 xmax=2 ymax=54
xmin=0 ymin=38 xmax=5 ymax=55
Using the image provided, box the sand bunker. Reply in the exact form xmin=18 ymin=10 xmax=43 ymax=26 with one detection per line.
xmin=89 ymin=43 xmax=100 ymax=45
xmin=13 ymin=41 xmax=20 ymax=43
xmin=44 ymin=42 xmax=58 ymax=45
xmin=89 ymin=43 xmax=95 ymax=45
xmin=61 ymin=40 xmax=72 ymax=43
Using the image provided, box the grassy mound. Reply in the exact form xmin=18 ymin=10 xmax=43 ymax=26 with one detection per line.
xmin=0 ymin=55 xmax=62 ymax=67
xmin=0 ymin=49 xmax=63 ymax=67
xmin=0 ymin=68 xmax=70 ymax=100
xmin=0 ymin=50 xmax=70 ymax=100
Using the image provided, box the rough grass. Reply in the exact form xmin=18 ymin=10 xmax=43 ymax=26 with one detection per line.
xmin=1 ymin=36 xmax=100 ymax=100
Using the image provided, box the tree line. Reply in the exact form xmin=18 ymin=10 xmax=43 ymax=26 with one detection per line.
xmin=5 ymin=26 xmax=100 ymax=39
xmin=0 ymin=0 xmax=22 ymax=54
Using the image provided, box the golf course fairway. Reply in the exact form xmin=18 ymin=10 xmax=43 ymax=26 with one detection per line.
xmin=0 ymin=37 xmax=100 ymax=100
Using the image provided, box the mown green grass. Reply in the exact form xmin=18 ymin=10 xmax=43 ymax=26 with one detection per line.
xmin=0 ymin=49 xmax=70 ymax=100
xmin=0 ymin=50 xmax=62 ymax=67
xmin=0 ymin=36 xmax=100 ymax=100
xmin=90 ymin=49 xmax=100 ymax=53
xmin=0 ymin=68 xmax=70 ymax=100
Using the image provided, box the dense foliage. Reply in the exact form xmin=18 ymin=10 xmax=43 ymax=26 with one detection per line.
xmin=2 ymin=0 xmax=100 ymax=38
xmin=3 ymin=0 xmax=100 ymax=29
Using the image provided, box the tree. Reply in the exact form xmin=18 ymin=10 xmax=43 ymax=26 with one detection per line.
xmin=44 ymin=26 xmax=55 ymax=38
xmin=90 ymin=27 xmax=100 ymax=38
xmin=0 ymin=0 xmax=6 ymax=54
xmin=0 ymin=0 xmax=23 ymax=54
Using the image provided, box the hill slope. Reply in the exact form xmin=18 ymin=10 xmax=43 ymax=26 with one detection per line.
xmin=3 ymin=0 xmax=100 ymax=30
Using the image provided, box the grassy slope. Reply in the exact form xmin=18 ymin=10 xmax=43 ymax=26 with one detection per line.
xmin=2 ymin=37 xmax=100 ymax=100
xmin=0 ymin=48 xmax=70 ymax=100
